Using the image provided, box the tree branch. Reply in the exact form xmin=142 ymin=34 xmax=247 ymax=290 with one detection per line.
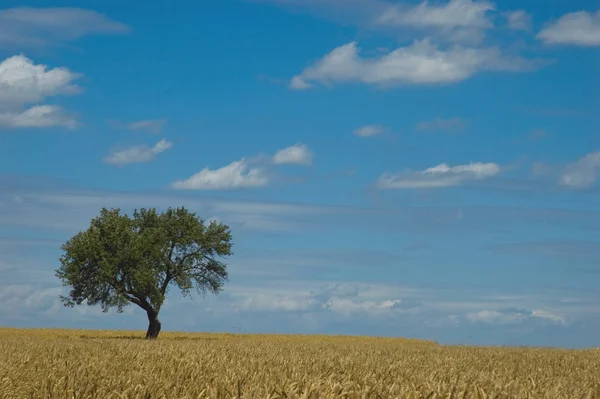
xmin=123 ymin=293 xmax=143 ymax=308
xmin=167 ymin=241 xmax=176 ymax=263
xmin=170 ymin=251 xmax=199 ymax=280
xmin=159 ymin=241 xmax=177 ymax=295
xmin=159 ymin=269 xmax=172 ymax=296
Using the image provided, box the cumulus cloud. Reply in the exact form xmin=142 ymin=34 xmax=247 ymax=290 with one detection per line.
xmin=377 ymin=161 xmax=501 ymax=189
xmin=173 ymin=144 xmax=314 ymax=190
xmin=0 ymin=55 xmax=81 ymax=107
xmin=272 ymin=143 xmax=313 ymax=165
xmin=0 ymin=7 xmax=129 ymax=48
xmin=354 ymin=124 xmax=385 ymax=137
xmin=0 ymin=54 xmax=80 ymax=129
xmin=537 ymin=10 xmax=600 ymax=46
xmin=103 ymin=139 xmax=173 ymax=166
xmin=290 ymin=39 xmax=544 ymax=90
xmin=416 ymin=117 xmax=465 ymax=132
xmin=171 ymin=159 xmax=269 ymax=190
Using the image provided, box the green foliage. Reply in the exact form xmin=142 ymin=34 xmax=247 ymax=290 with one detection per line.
xmin=56 ymin=207 xmax=233 ymax=314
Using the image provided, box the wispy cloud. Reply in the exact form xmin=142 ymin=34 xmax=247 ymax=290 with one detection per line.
xmin=0 ymin=7 xmax=129 ymax=48
xmin=353 ymin=124 xmax=386 ymax=137
xmin=561 ymin=152 xmax=600 ymax=189
xmin=109 ymin=118 xmax=167 ymax=133
xmin=290 ymin=39 xmax=545 ymax=90
xmin=528 ymin=129 xmax=547 ymax=141
xmin=377 ymin=161 xmax=501 ymax=189
xmin=6 ymin=179 xmax=600 ymax=238
xmin=515 ymin=106 xmax=585 ymax=118
xmin=259 ymin=0 xmax=527 ymax=45
xmin=537 ymin=10 xmax=600 ymax=46
xmin=466 ymin=307 xmax=566 ymax=325
xmin=504 ymin=10 xmax=532 ymax=31
xmin=375 ymin=0 xmax=494 ymax=29
xmin=0 ymin=105 xmax=77 ymax=129
xmin=416 ymin=117 xmax=465 ymax=132
xmin=533 ymin=151 xmax=600 ymax=190
xmin=488 ymin=240 xmax=600 ymax=261
xmin=103 ymin=139 xmax=173 ymax=166
xmin=403 ymin=241 xmax=429 ymax=251
xmin=374 ymin=0 xmax=495 ymax=43
xmin=0 ymin=55 xmax=81 ymax=130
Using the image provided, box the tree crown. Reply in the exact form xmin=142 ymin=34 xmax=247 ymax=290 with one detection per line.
xmin=56 ymin=206 xmax=233 ymax=313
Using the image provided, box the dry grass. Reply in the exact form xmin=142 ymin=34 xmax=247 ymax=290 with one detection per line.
xmin=0 ymin=327 xmax=598 ymax=398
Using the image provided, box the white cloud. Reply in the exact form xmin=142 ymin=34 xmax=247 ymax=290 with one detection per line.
xmin=0 ymin=284 xmax=62 ymax=316
xmin=260 ymin=0 xmax=536 ymax=45
xmin=0 ymin=55 xmax=81 ymax=107
xmin=505 ymin=10 xmax=532 ymax=31
xmin=173 ymin=144 xmax=313 ymax=190
xmin=354 ymin=124 xmax=385 ymax=137
xmin=0 ymin=55 xmax=80 ymax=128
xmin=376 ymin=0 xmax=495 ymax=30
xmin=0 ymin=105 xmax=76 ymax=129
xmin=108 ymin=119 xmax=167 ymax=133
xmin=289 ymin=75 xmax=312 ymax=90
xmin=0 ymin=7 xmax=129 ymax=48
xmin=322 ymin=298 xmax=408 ymax=317
xmin=467 ymin=308 xmax=566 ymax=325
xmin=416 ymin=117 xmax=465 ymax=132
xmin=467 ymin=309 xmax=525 ymax=324
xmin=234 ymin=283 xmax=418 ymax=317
xmin=559 ymin=151 xmax=600 ymax=189
xmin=377 ymin=161 xmax=501 ymax=189
xmin=290 ymin=39 xmax=543 ymax=89
xmin=531 ymin=309 xmax=567 ymax=324
xmin=103 ymin=138 xmax=172 ymax=166
xmin=272 ymin=143 xmax=313 ymax=165
xmin=373 ymin=0 xmax=497 ymax=44
xmin=171 ymin=159 xmax=269 ymax=190
xmin=239 ymin=293 xmax=318 ymax=312
xmin=0 ymin=54 xmax=80 ymax=129
xmin=537 ymin=10 xmax=600 ymax=46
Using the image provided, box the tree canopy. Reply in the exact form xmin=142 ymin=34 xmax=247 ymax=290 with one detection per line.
xmin=55 ymin=206 xmax=233 ymax=339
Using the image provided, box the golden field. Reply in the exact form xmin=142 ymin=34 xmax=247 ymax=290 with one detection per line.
xmin=0 ymin=327 xmax=599 ymax=398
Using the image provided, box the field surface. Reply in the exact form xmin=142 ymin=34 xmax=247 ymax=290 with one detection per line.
xmin=0 ymin=328 xmax=599 ymax=398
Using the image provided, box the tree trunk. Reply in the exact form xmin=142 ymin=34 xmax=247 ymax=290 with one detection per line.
xmin=145 ymin=310 xmax=162 ymax=339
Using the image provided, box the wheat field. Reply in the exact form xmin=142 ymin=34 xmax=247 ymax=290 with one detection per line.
xmin=0 ymin=328 xmax=598 ymax=398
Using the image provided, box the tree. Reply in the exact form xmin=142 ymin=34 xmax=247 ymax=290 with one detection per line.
xmin=55 ymin=206 xmax=233 ymax=339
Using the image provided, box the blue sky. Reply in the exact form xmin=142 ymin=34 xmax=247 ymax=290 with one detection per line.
xmin=0 ymin=0 xmax=599 ymax=348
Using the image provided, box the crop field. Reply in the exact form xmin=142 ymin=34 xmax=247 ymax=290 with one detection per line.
xmin=0 ymin=328 xmax=599 ymax=398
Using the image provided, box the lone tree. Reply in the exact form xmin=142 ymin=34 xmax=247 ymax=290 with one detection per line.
xmin=55 ymin=206 xmax=233 ymax=339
